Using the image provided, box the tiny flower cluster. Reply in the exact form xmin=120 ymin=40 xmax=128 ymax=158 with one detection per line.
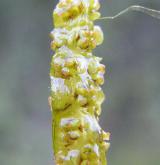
xmin=50 ymin=0 xmax=110 ymax=164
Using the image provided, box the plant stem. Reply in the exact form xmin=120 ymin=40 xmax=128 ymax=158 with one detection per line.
xmin=49 ymin=0 xmax=110 ymax=164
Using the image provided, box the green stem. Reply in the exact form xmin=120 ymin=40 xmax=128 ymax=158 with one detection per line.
xmin=49 ymin=0 xmax=110 ymax=164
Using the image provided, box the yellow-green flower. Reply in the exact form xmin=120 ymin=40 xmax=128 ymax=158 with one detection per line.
xmin=50 ymin=0 xmax=110 ymax=164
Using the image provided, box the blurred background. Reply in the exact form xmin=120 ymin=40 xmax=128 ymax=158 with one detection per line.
xmin=0 ymin=0 xmax=160 ymax=165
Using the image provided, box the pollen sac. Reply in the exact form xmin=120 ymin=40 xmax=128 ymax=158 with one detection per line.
xmin=60 ymin=118 xmax=82 ymax=131
xmin=50 ymin=25 xmax=103 ymax=51
xmin=53 ymin=0 xmax=84 ymax=27
xmin=50 ymin=0 xmax=110 ymax=164
xmin=53 ymin=0 xmax=101 ymax=28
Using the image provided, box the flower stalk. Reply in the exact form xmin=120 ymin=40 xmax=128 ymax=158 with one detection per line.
xmin=49 ymin=0 xmax=110 ymax=164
